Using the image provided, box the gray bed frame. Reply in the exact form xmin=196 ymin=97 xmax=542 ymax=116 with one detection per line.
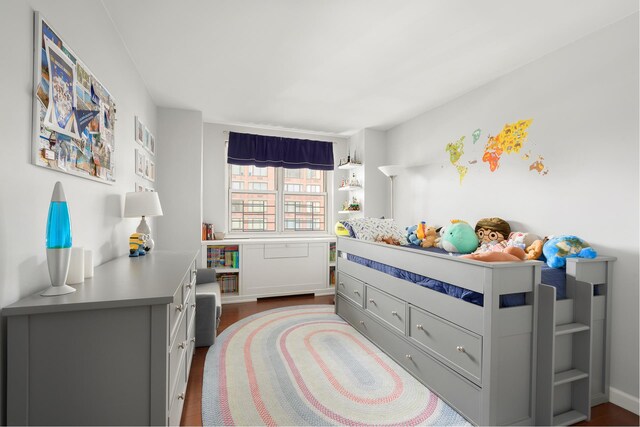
xmin=335 ymin=237 xmax=614 ymax=426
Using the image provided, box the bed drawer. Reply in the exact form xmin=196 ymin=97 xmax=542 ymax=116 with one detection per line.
xmin=408 ymin=305 xmax=482 ymax=384
xmin=365 ymin=285 xmax=406 ymax=334
xmin=337 ymin=272 xmax=364 ymax=307
xmin=337 ymin=295 xmax=480 ymax=423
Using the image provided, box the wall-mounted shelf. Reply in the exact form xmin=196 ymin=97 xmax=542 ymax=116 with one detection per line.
xmin=338 ymin=186 xmax=363 ymax=191
xmin=337 ymin=162 xmax=362 ymax=170
xmin=338 ymin=210 xmax=361 ymax=214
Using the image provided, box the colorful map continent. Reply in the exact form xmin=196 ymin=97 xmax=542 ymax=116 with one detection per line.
xmin=482 ymin=119 xmax=532 ymax=172
xmin=445 ymin=136 xmax=468 ymax=184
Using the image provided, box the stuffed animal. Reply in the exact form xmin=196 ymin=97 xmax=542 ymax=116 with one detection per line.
xmin=129 ymin=233 xmax=146 ymax=257
xmin=463 ymin=246 xmax=526 ymax=262
xmin=375 ymin=235 xmax=402 ymax=246
xmin=507 ymin=231 xmax=540 ymax=249
xmin=475 ymin=217 xmax=511 ymax=244
xmin=543 ymin=235 xmax=597 ymax=268
xmin=434 ymin=219 xmax=465 ymax=248
xmin=406 ymin=221 xmax=428 ymax=246
xmin=421 ymin=226 xmax=438 ymax=248
xmin=441 ymin=222 xmax=479 ymax=254
xmin=525 ymin=240 xmax=544 ymax=260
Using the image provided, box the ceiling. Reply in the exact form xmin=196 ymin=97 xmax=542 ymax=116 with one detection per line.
xmin=102 ymin=0 xmax=638 ymax=135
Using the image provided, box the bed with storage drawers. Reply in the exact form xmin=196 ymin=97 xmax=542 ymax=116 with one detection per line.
xmin=335 ymin=237 xmax=614 ymax=426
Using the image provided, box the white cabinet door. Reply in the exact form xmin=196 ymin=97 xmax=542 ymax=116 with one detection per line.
xmin=242 ymin=242 xmax=327 ymax=296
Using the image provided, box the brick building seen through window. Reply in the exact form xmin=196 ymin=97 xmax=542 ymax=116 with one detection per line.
xmin=229 ymin=165 xmax=327 ymax=232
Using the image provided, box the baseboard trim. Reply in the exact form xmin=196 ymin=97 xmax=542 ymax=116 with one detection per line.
xmin=610 ymin=387 xmax=640 ymax=415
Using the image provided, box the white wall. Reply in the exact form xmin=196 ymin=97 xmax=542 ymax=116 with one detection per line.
xmin=0 ymin=0 xmax=158 ymax=421
xmin=156 ymin=108 xmax=203 ymax=252
xmin=385 ymin=14 xmax=639 ymax=407
xmin=203 ymin=122 xmax=348 ymax=234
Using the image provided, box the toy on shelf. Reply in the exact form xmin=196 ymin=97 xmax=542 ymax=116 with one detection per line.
xmin=543 ymin=235 xmax=597 ymax=268
xmin=129 ymin=233 xmax=147 ymax=257
xmin=341 ymin=197 xmax=361 ymax=212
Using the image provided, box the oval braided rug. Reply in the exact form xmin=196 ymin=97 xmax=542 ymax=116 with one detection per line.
xmin=202 ymin=305 xmax=470 ymax=426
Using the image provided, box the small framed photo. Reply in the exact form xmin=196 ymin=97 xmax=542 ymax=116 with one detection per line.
xmin=149 ymin=133 xmax=155 ymax=155
xmin=148 ymin=160 xmax=155 ymax=182
xmin=135 ymin=149 xmax=145 ymax=177
xmin=135 ymin=116 xmax=144 ymax=146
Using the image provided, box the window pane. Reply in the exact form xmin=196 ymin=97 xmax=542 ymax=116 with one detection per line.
xmin=283 ymin=168 xmax=325 ymax=193
xmin=283 ymin=194 xmax=325 ymax=231
xmin=285 ymin=169 xmax=301 ymax=178
xmin=230 ymin=193 xmax=276 ymax=232
xmin=229 ymin=165 xmax=276 ymax=190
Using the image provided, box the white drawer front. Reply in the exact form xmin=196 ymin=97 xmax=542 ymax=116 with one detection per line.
xmin=168 ymin=310 xmax=187 ymax=407
xmin=337 ymin=272 xmax=364 ymax=307
xmin=242 ymin=242 xmax=327 ymax=296
xmin=264 ymin=243 xmax=309 ymax=259
xmin=365 ymin=285 xmax=406 ymax=334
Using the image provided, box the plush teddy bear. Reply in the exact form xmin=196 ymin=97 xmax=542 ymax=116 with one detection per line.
xmin=543 ymin=235 xmax=597 ymax=268
xmin=441 ymin=222 xmax=479 ymax=254
xmin=421 ymin=226 xmax=438 ymax=248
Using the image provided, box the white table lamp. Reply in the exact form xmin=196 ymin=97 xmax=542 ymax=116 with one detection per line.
xmin=124 ymin=192 xmax=163 ymax=236
xmin=378 ymin=165 xmax=403 ymax=219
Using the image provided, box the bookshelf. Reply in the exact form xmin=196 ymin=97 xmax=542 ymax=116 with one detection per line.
xmin=201 ymin=237 xmax=336 ymax=303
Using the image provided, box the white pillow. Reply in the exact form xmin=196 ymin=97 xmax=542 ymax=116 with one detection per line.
xmin=342 ymin=218 xmax=408 ymax=245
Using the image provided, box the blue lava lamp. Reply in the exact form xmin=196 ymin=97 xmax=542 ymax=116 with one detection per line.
xmin=41 ymin=181 xmax=76 ymax=296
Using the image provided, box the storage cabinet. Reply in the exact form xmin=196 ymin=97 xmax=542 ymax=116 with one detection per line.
xmin=5 ymin=251 xmax=198 ymax=426
xmin=201 ymin=237 xmax=336 ymax=303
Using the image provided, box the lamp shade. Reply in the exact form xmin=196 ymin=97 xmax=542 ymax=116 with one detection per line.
xmin=378 ymin=165 xmax=403 ymax=177
xmin=124 ymin=192 xmax=163 ymax=218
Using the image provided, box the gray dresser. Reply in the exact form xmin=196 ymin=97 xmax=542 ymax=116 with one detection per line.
xmin=4 ymin=251 xmax=198 ymax=426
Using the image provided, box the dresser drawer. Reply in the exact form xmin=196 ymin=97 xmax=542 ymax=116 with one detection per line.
xmin=337 ymin=272 xmax=364 ymax=307
xmin=408 ymin=305 xmax=482 ymax=384
xmin=186 ymin=315 xmax=196 ymax=381
xmin=169 ymin=284 xmax=185 ymax=341
xmin=365 ymin=285 xmax=406 ymax=333
xmin=168 ymin=356 xmax=187 ymax=426
xmin=182 ymin=269 xmax=195 ymax=306
xmin=186 ymin=284 xmax=196 ymax=327
xmin=168 ymin=310 xmax=187 ymax=407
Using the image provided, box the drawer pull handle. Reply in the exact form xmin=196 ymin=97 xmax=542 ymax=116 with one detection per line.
xmin=186 ymin=284 xmax=192 ymax=289
xmin=178 ymin=341 xmax=186 ymax=350
xmin=416 ymin=324 xmax=423 ymax=330
xmin=368 ymin=298 xmax=376 ymax=304
xmin=391 ymin=311 xmax=398 ymax=316
xmin=176 ymin=304 xmax=184 ymax=312
xmin=191 ymin=303 xmax=196 ymax=308
xmin=359 ymin=320 xmax=365 ymax=325
xmin=339 ymin=282 xmax=344 ymax=287
xmin=405 ymin=354 xmax=412 ymax=360
xmin=353 ymin=290 xmax=360 ymax=295
xmin=178 ymin=392 xmax=185 ymax=400
xmin=191 ymin=338 xmax=196 ymax=343
xmin=456 ymin=346 xmax=466 ymax=353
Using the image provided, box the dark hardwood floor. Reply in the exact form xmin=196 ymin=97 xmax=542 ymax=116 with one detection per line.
xmin=180 ymin=294 xmax=639 ymax=426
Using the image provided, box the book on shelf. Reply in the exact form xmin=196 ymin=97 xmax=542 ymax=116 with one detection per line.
xmin=206 ymin=245 xmax=239 ymax=269
xmin=216 ymin=273 xmax=238 ymax=294
xmin=202 ymin=223 xmax=215 ymax=241
xmin=329 ymin=242 xmax=336 ymax=262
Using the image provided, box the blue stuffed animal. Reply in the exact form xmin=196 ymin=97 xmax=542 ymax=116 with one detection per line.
xmin=543 ymin=235 xmax=597 ymax=268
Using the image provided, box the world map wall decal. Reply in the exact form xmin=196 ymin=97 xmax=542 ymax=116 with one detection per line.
xmin=445 ymin=118 xmax=549 ymax=184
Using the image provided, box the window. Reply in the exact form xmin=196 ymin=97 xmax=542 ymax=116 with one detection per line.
xmin=228 ymin=165 xmax=328 ymax=233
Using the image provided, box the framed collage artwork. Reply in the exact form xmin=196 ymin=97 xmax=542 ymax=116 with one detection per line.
xmin=32 ymin=12 xmax=116 ymax=184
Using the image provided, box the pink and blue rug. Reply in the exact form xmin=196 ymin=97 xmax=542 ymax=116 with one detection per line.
xmin=202 ymin=305 xmax=470 ymax=426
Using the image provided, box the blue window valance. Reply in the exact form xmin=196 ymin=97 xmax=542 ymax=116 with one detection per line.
xmin=227 ymin=132 xmax=334 ymax=171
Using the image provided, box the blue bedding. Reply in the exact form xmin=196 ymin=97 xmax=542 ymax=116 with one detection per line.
xmin=346 ymin=245 xmax=567 ymax=307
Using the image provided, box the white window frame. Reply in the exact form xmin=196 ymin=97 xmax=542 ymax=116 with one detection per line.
xmin=226 ymin=165 xmax=332 ymax=236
